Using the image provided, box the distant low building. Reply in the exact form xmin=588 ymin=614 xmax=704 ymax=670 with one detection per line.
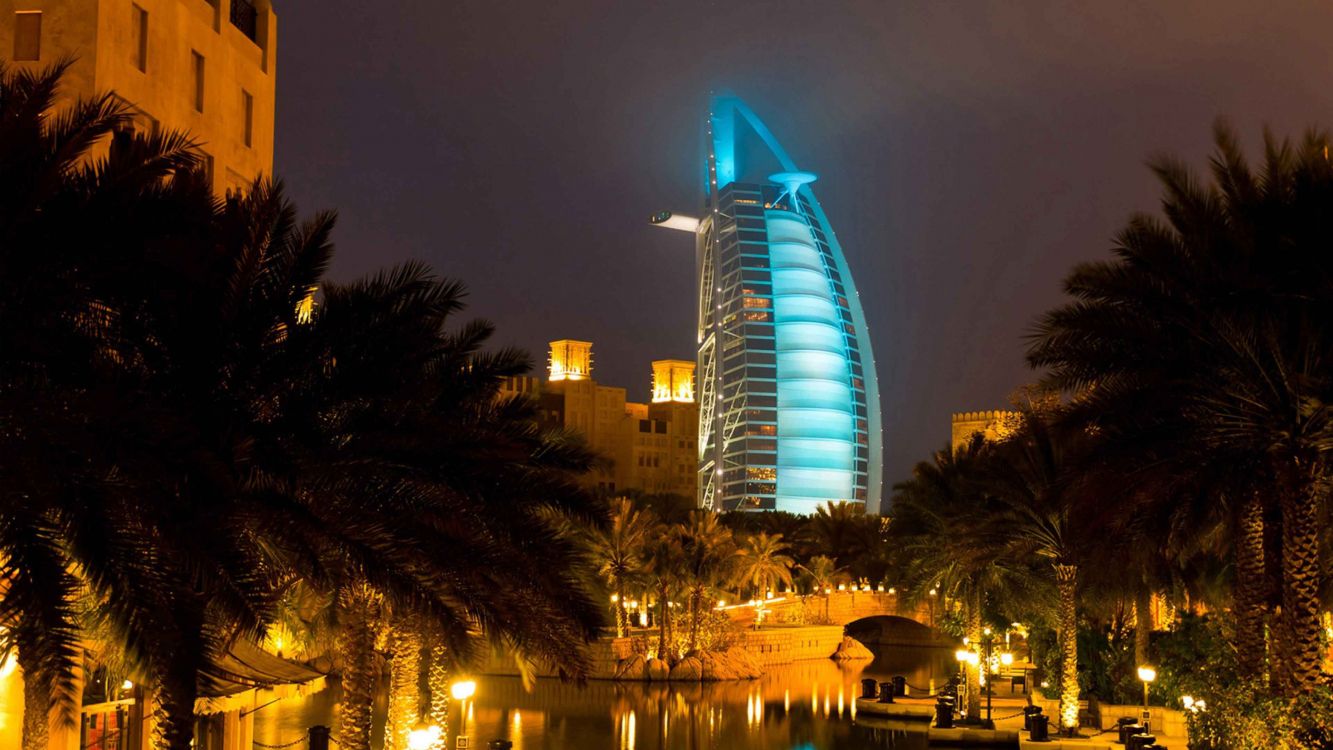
xmin=501 ymin=340 xmax=699 ymax=499
xmin=950 ymin=410 xmax=1019 ymax=451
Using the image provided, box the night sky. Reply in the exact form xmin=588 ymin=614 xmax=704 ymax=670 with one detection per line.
xmin=275 ymin=1 xmax=1333 ymax=499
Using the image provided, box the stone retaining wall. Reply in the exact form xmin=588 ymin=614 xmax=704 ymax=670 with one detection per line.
xmin=737 ymin=626 xmax=846 ymax=666
xmin=1095 ymin=704 xmax=1188 ymax=738
xmin=480 ymin=625 xmax=848 ymax=679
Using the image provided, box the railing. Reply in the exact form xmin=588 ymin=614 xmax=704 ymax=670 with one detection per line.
xmin=230 ymin=0 xmax=258 ymax=42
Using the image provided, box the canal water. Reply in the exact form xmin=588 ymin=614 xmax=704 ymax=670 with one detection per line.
xmin=253 ymin=644 xmax=961 ymax=750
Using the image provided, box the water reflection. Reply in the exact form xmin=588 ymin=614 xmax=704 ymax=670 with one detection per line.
xmin=254 ymin=645 xmax=960 ymax=750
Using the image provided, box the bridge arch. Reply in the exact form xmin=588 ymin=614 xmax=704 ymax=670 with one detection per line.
xmin=845 ymin=614 xmax=955 ymax=648
xmin=732 ymin=590 xmax=944 ymax=631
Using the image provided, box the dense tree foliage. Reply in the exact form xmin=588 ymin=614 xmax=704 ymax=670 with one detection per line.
xmin=0 ymin=64 xmax=603 ymax=750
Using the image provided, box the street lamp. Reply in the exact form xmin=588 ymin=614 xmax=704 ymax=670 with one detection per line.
xmin=451 ymin=679 xmax=477 ymax=701
xmin=450 ymin=678 xmax=478 ymax=747
xmin=1137 ymin=665 xmax=1156 ymax=725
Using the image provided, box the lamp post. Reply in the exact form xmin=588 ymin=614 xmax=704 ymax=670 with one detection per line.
xmin=451 ymin=678 xmax=477 ymax=746
xmin=1136 ymin=665 xmax=1156 ymax=726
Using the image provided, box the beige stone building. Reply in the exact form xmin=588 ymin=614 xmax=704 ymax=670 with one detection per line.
xmin=502 ymin=341 xmax=699 ymax=499
xmin=950 ymin=409 xmax=1019 ymax=451
xmin=1 ymin=0 xmax=276 ymax=196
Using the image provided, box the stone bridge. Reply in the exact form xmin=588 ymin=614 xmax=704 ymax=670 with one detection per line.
xmin=725 ymin=590 xmax=955 ymax=648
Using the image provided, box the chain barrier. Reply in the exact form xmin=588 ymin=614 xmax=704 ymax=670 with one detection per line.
xmin=902 ymin=680 xmax=944 ymax=696
xmin=253 ymin=735 xmax=309 ymax=749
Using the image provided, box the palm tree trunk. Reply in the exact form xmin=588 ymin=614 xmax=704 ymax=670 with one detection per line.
xmin=1134 ymin=584 xmax=1152 ymax=669
xmin=688 ymin=586 xmax=701 ymax=653
xmin=1054 ymin=564 xmax=1079 ymax=735
xmin=152 ymin=656 xmax=201 ymax=750
xmin=1232 ymin=490 xmax=1268 ymax=680
xmin=965 ymin=588 xmax=982 ymax=723
xmin=1275 ymin=470 xmax=1325 ymax=695
xmin=18 ymin=646 xmax=49 ymax=750
xmin=385 ymin=621 xmax=422 ymax=750
xmin=337 ymin=585 xmax=381 ymax=750
xmin=615 ymin=581 xmax=628 ymax=638
xmin=426 ymin=641 xmax=449 ymax=750
xmin=656 ymin=581 xmax=669 ymax=659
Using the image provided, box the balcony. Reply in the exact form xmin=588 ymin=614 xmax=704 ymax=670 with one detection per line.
xmin=229 ymin=0 xmax=257 ymax=43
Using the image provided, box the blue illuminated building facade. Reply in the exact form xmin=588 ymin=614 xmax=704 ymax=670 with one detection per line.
xmin=694 ymin=97 xmax=882 ymax=514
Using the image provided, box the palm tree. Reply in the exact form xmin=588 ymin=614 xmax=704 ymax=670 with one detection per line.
xmin=1028 ymin=124 xmax=1333 ymax=693
xmin=0 ymin=60 xmax=233 ymax=750
xmin=1 ymin=62 xmax=610 ymax=749
xmin=890 ymin=435 xmax=1023 ymax=722
xmin=735 ymin=532 xmax=795 ymax=600
xmin=986 ymin=411 xmax=1112 ymax=735
xmin=642 ymin=526 xmax=684 ymax=660
xmin=676 ymin=511 xmax=739 ymax=652
xmin=798 ymin=555 xmax=848 ymax=622
xmin=587 ymin=498 xmax=656 ymax=636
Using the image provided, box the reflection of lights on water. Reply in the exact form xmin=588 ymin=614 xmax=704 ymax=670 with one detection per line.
xmin=810 ymin=687 xmax=817 ymax=714
xmin=836 ymin=684 xmax=844 ymax=716
xmin=618 ymin=711 xmax=636 ymax=750
xmin=784 ymin=689 xmax=790 ymax=713
xmin=510 ymin=711 xmax=522 ymax=750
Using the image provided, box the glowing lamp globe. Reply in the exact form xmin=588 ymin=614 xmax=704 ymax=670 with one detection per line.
xmin=450 ymin=679 xmax=477 ymax=701
xmin=407 ymin=725 xmax=441 ymax=750
xmin=1137 ymin=666 xmax=1157 ymax=683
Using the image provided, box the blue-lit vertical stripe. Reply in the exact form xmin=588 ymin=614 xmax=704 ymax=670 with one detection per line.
xmin=767 ymin=211 xmax=856 ymax=514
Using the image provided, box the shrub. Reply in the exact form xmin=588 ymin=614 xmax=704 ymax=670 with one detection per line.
xmin=1188 ymin=681 xmax=1333 ymax=750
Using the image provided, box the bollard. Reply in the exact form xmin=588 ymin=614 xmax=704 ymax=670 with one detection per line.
xmin=892 ymin=675 xmax=907 ymax=697
xmin=1127 ymin=733 xmax=1157 ymax=750
xmin=309 ymin=726 xmax=330 ymax=750
xmin=878 ymin=681 xmax=895 ymax=704
xmin=860 ymin=678 xmax=878 ymax=700
xmin=1029 ymin=712 xmax=1050 ymax=742
xmin=934 ymin=696 xmax=956 ymax=729
xmin=1115 ymin=717 xmax=1138 ymax=744
xmin=1023 ymin=705 xmax=1043 ymax=731
xmin=487 ymin=742 xmax=513 ymax=750
xmin=1120 ymin=723 xmax=1145 ymax=745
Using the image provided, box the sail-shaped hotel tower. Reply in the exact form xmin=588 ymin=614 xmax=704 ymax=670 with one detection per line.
xmin=655 ymin=97 xmax=883 ymax=514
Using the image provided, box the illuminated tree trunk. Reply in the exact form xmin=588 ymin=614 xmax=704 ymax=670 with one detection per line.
xmin=687 ymin=585 xmax=702 ymax=653
xmin=337 ymin=584 xmax=381 ymax=750
xmin=614 ymin=580 xmax=628 ymax=638
xmin=1054 ymin=564 xmax=1080 ymax=735
xmin=655 ymin=581 xmax=671 ymax=659
xmin=18 ymin=645 xmax=49 ymax=750
xmin=1275 ymin=469 xmax=1325 ymax=695
xmin=384 ymin=621 xmax=422 ymax=750
xmin=1232 ymin=490 xmax=1268 ymax=680
xmin=965 ymin=588 xmax=982 ymax=722
xmin=426 ymin=642 xmax=449 ymax=749
xmin=152 ymin=611 xmax=203 ymax=750
xmin=1134 ymin=584 xmax=1152 ymax=669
